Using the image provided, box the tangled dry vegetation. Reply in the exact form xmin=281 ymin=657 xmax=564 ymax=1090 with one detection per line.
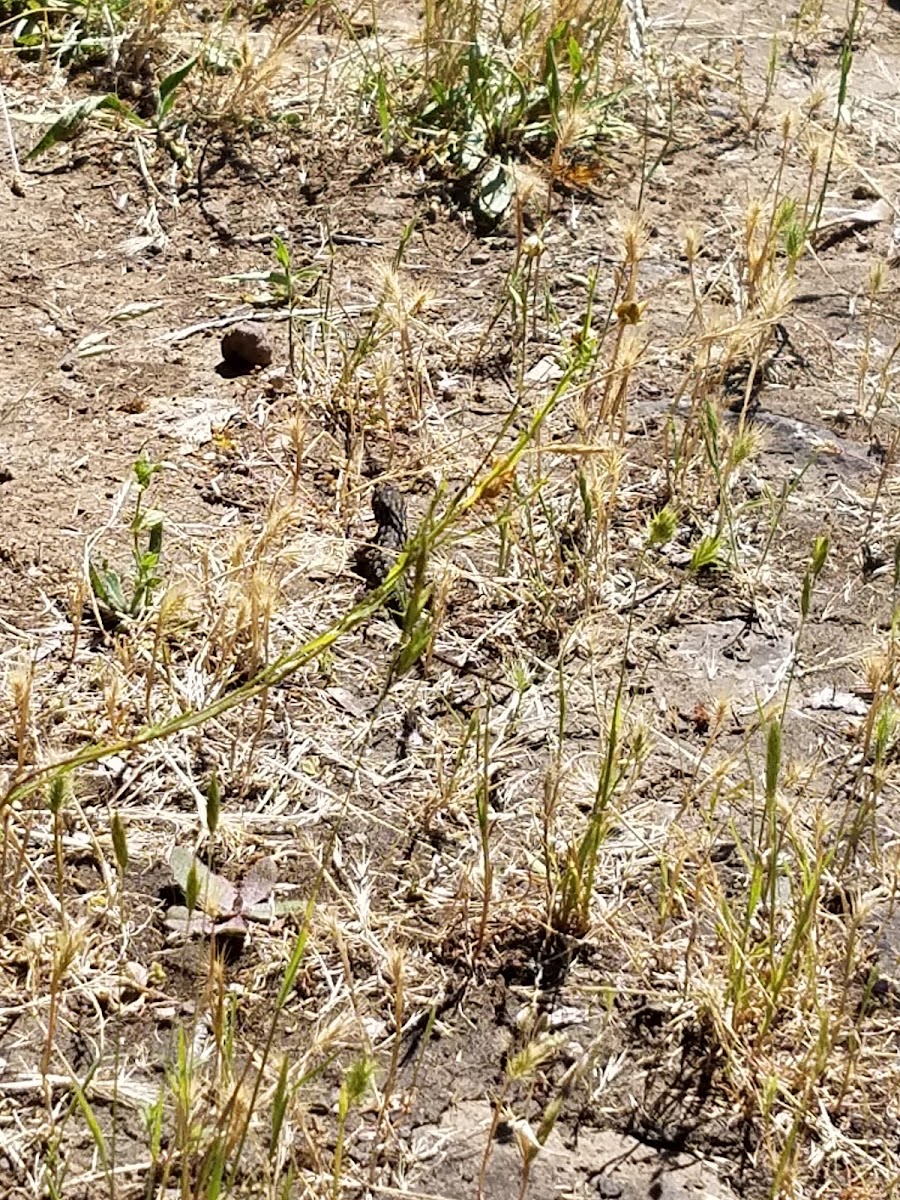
xmin=1 ymin=0 xmax=900 ymax=1197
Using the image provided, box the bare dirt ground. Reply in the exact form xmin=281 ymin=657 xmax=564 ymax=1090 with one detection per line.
xmin=1 ymin=1 xmax=900 ymax=1197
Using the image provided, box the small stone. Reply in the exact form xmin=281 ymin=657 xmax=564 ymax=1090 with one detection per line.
xmin=264 ymin=366 xmax=292 ymax=395
xmin=595 ymin=1176 xmax=624 ymax=1198
xmin=220 ymin=322 xmax=273 ymax=369
xmin=123 ymin=961 xmax=148 ymax=992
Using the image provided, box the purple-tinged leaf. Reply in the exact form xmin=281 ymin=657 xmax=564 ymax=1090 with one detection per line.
xmin=169 ymin=847 xmax=237 ymax=918
xmin=239 ymin=857 xmax=277 ymax=909
xmin=164 ymin=905 xmax=215 ymax=938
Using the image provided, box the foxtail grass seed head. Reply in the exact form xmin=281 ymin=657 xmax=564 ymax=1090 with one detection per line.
xmin=54 ymin=921 xmax=85 ymax=976
xmin=628 ymin=719 xmax=651 ymax=763
xmin=615 ymin=327 xmax=644 ymax=371
xmin=869 ymin=259 xmax=886 ymax=298
xmin=509 ymin=161 xmax=544 ymax=205
xmin=227 ymin=530 xmax=251 ymax=570
xmin=744 ymin=199 xmax=763 ymax=248
xmin=647 ymin=505 xmax=678 ymax=547
xmin=730 ymin=426 xmax=761 ymax=468
xmin=874 ymin=703 xmax=897 ymax=763
xmin=690 ymin=534 xmax=721 ymax=572
xmin=206 ymin=772 xmax=221 ymax=837
xmin=783 ymin=218 xmax=806 ymax=267
xmin=774 ymin=196 xmax=797 ymax=234
xmin=506 ymin=1034 xmax=564 ymax=1083
xmin=765 ymin=720 xmax=782 ymax=803
xmin=805 ymin=132 xmax=825 ymax=170
xmin=682 ymin=226 xmax=702 ymax=263
xmin=47 ymin=774 xmax=71 ymax=816
xmin=111 ymin=811 xmax=128 ymax=874
xmin=522 ymin=232 xmax=545 ymax=259
xmin=377 ymin=262 xmax=429 ymax=324
xmin=556 ymin=104 xmax=590 ymax=152
xmin=289 ymin=410 xmax=307 ymax=454
xmin=339 ymin=1055 xmax=375 ymax=1117
xmin=185 ymin=861 xmax=200 ymax=915
xmin=611 ymin=212 xmax=649 ymax=266
xmin=158 ymin=582 xmax=190 ymax=632
xmin=862 ymin=652 xmax=889 ymax=696
xmin=811 ymin=534 xmax=829 ymax=579
xmin=9 ymin=657 xmax=32 ymax=713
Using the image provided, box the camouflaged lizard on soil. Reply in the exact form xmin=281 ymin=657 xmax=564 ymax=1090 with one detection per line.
xmin=353 ymin=483 xmax=409 ymax=623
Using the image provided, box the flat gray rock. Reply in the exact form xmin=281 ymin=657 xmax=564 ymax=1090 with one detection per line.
xmin=411 ymin=1100 xmax=737 ymax=1200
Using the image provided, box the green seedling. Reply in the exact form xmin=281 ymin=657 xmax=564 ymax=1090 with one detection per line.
xmin=414 ymin=14 xmax=629 ymax=224
xmin=10 ymin=0 xmax=129 ymax=61
xmin=221 ymin=238 xmax=320 ymax=310
xmin=89 ymin=456 xmax=165 ymax=628
xmin=27 ymin=56 xmax=196 ymax=160
xmin=810 ymin=1 xmax=861 ymax=233
xmin=332 ymin=1056 xmax=375 ymax=1200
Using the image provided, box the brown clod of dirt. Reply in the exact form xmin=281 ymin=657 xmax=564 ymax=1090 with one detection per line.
xmin=220 ymin=322 xmax=273 ymax=369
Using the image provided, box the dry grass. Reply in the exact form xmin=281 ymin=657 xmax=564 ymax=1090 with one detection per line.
xmin=2 ymin=0 xmax=900 ymax=1198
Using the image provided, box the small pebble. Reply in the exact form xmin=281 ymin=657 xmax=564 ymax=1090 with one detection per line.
xmin=220 ymin=322 xmax=273 ymax=369
xmin=264 ymin=366 xmax=292 ymax=395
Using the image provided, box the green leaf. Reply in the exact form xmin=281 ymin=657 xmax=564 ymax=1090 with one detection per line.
xmin=241 ymin=857 xmax=277 ymax=908
xmin=272 ymin=234 xmax=291 ymax=272
xmin=157 ymin=56 xmax=197 ymax=122
xmin=148 ymin=521 xmax=163 ymax=557
xmin=375 ymin=70 xmax=391 ymax=150
xmin=395 ymin=616 xmax=432 ymax=675
xmin=27 ymin=94 xmax=142 ymax=161
xmin=11 ymin=16 xmax=43 ymax=48
xmin=275 ymin=900 xmax=314 ymax=1007
xmin=69 ymin=1069 xmax=108 ymax=1172
xmin=133 ymin=553 xmax=161 ymax=594
xmin=89 ymin=560 xmax=127 ymax=615
xmin=163 ymin=904 xmax=214 ymax=938
xmin=800 ymin=571 xmax=812 ymax=620
xmin=543 ymin=37 xmax=561 ymax=123
xmin=459 ymin=122 xmax=487 ymax=174
xmin=270 ymin=1056 xmax=290 ymax=1154
xmin=476 ymin=159 xmax=514 ymax=223
xmin=87 ymin=562 xmax=109 ymax=606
